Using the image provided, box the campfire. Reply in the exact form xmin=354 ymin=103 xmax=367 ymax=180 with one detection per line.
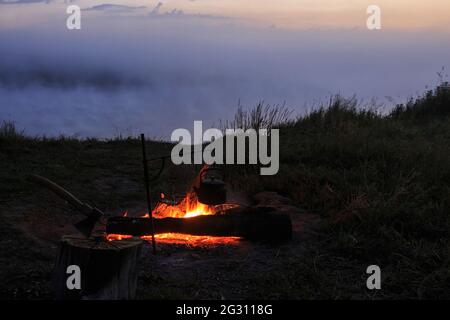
xmin=28 ymin=144 xmax=293 ymax=300
xmin=30 ymin=156 xmax=292 ymax=249
xmin=104 ymin=163 xmax=292 ymax=245
xmin=107 ymin=190 xmax=241 ymax=245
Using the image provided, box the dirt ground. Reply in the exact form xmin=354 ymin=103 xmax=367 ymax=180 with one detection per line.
xmin=138 ymin=207 xmax=321 ymax=299
xmin=0 ymin=187 xmax=321 ymax=300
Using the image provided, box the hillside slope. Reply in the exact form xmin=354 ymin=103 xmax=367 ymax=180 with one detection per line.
xmin=1 ymin=84 xmax=450 ymax=299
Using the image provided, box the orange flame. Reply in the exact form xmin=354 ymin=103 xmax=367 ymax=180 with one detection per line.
xmin=107 ymin=191 xmax=240 ymax=245
xmin=153 ymin=192 xmax=215 ymax=219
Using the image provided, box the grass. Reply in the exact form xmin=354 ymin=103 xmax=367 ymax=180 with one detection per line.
xmin=0 ymin=121 xmax=25 ymax=140
xmin=226 ymin=84 xmax=450 ymax=298
xmin=1 ymin=84 xmax=450 ymax=299
xmin=391 ymin=82 xmax=450 ymax=119
xmin=219 ymin=101 xmax=293 ymax=131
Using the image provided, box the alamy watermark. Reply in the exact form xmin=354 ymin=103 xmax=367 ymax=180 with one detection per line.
xmin=65 ymin=4 xmax=381 ymax=31
xmin=367 ymin=5 xmax=382 ymax=30
xmin=66 ymin=264 xmax=81 ymax=290
xmin=171 ymin=121 xmax=279 ymax=176
xmin=366 ymin=265 xmax=381 ymax=290
xmin=66 ymin=5 xmax=81 ymax=30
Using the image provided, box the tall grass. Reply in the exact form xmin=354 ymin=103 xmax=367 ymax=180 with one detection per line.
xmin=391 ymin=82 xmax=450 ymax=119
xmin=224 ymin=84 xmax=450 ymax=298
xmin=220 ymin=101 xmax=293 ymax=131
xmin=0 ymin=121 xmax=25 ymax=140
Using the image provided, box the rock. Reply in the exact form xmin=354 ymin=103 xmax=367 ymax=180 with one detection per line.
xmin=253 ymin=191 xmax=292 ymax=206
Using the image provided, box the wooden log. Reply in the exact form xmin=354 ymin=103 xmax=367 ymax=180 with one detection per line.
xmin=106 ymin=207 xmax=292 ymax=242
xmin=55 ymin=235 xmax=143 ymax=300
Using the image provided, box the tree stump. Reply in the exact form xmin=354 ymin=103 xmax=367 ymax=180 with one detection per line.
xmin=55 ymin=235 xmax=143 ymax=300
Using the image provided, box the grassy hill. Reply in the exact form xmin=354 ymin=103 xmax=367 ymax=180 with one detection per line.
xmin=1 ymin=83 xmax=450 ymax=299
xmin=227 ymin=83 xmax=450 ymax=298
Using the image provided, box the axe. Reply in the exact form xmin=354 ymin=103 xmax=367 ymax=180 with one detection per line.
xmin=29 ymin=174 xmax=104 ymax=238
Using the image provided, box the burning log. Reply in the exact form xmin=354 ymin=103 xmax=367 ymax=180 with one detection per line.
xmin=55 ymin=235 xmax=143 ymax=300
xmin=107 ymin=207 xmax=292 ymax=242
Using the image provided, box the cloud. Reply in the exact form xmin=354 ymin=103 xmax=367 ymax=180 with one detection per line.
xmin=0 ymin=67 xmax=147 ymax=89
xmin=0 ymin=0 xmax=50 ymax=4
xmin=150 ymin=1 xmax=162 ymax=15
xmin=84 ymin=3 xmax=146 ymax=13
xmin=80 ymin=2 xmax=227 ymax=20
xmin=0 ymin=0 xmax=74 ymax=4
xmin=148 ymin=1 xmax=229 ymax=20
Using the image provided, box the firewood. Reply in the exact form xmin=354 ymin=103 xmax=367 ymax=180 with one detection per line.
xmin=55 ymin=235 xmax=143 ymax=300
xmin=106 ymin=207 xmax=292 ymax=242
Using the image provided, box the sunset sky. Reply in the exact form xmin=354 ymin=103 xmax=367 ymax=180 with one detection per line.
xmin=0 ymin=0 xmax=449 ymax=30
xmin=0 ymin=1 xmax=449 ymax=137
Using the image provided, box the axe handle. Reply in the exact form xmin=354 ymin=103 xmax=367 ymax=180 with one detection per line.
xmin=29 ymin=174 xmax=94 ymax=216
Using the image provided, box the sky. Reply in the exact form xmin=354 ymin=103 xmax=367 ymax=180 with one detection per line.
xmin=0 ymin=1 xmax=449 ymax=137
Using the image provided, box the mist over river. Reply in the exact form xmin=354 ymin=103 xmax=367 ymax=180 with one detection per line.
xmin=0 ymin=1 xmax=449 ymax=138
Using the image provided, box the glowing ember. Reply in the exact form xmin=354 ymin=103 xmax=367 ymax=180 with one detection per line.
xmin=107 ymin=191 xmax=240 ymax=245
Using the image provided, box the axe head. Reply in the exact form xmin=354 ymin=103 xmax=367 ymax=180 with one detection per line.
xmin=74 ymin=208 xmax=103 ymax=238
